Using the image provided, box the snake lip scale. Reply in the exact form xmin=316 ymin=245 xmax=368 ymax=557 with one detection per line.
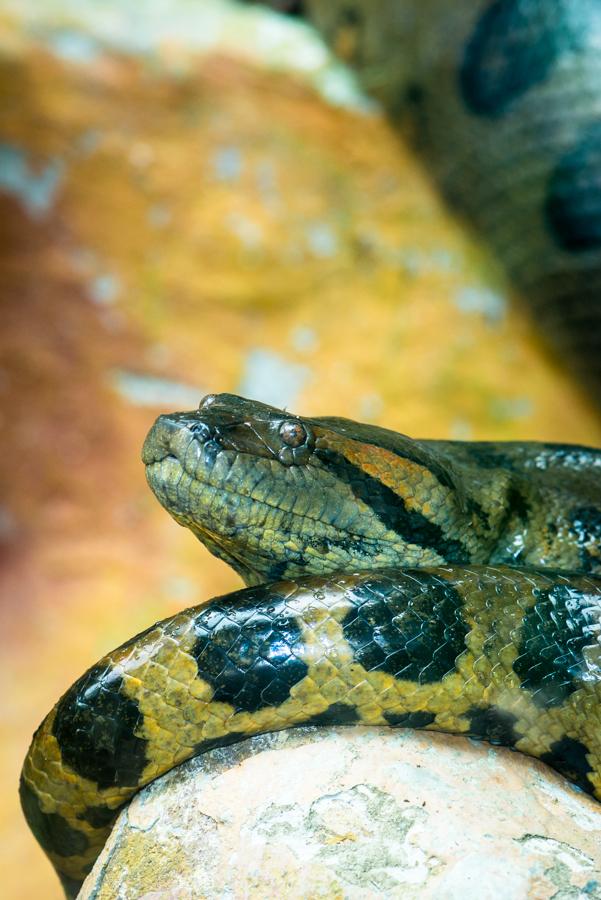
xmin=21 ymin=391 xmax=601 ymax=898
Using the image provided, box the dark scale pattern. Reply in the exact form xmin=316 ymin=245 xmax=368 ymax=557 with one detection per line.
xmin=341 ymin=573 xmax=469 ymax=683
xmin=466 ymin=705 xmax=521 ymax=747
xmin=570 ymin=505 xmax=601 ymax=572
xmin=545 ymin=122 xmax=601 ymax=252
xmin=506 ymin=485 xmax=530 ymax=522
xmin=513 ymin=584 xmax=595 ymax=706
xmin=265 ymin=560 xmax=290 ymax=582
xmin=191 ymin=592 xmax=308 ymax=713
xmin=541 ymin=736 xmax=595 ymax=794
xmin=59 ymin=874 xmax=86 ymax=899
xmin=80 ymin=805 xmax=120 ymax=829
xmin=303 ymin=703 xmax=361 ymax=727
xmin=52 ymin=664 xmax=148 ymax=790
xmin=19 ymin=779 xmax=89 ymax=857
xmin=384 ymin=710 xmax=436 ymax=728
xmin=241 ymin=1 xmax=304 ymax=14
xmin=193 ymin=731 xmax=254 ymax=756
xmin=460 ymin=0 xmax=587 ymax=117
xmin=316 ymin=419 xmax=458 ymax=491
xmin=315 ymin=447 xmax=465 ymax=561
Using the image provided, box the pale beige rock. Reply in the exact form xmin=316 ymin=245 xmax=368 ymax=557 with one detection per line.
xmin=80 ymin=727 xmax=601 ymax=899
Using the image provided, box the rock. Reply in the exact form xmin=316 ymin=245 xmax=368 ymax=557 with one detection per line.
xmin=80 ymin=727 xmax=601 ymax=899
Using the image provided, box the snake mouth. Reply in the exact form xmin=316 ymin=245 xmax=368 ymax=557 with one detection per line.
xmin=143 ymin=429 xmax=309 ymax=541
xmin=142 ymin=407 xmax=318 ymax=581
xmin=142 ymin=403 xmax=308 ymax=528
xmin=143 ymin=439 xmax=272 ymax=584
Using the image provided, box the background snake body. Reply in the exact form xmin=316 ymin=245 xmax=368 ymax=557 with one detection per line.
xmin=278 ymin=0 xmax=601 ymax=400
xmin=20 ymin=1 xmax=601 ymax=897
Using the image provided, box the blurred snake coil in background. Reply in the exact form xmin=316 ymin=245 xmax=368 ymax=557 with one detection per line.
xmin=2 ymin=0 xmax=601 ymax=897
xmin=264 ymin=0 xmax=601 ymax=399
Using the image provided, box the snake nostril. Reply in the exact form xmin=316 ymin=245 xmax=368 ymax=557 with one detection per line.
xmin=189 ymin=419 xmax=212 ymax=441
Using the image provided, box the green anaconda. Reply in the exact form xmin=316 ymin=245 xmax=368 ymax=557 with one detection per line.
xmin=257 ymin=0 xmax=601 ymax=401
xmin=21 ymin=393 xmax=601 ymax=896
xmin=20 ymin=1 xmax=601 ymax=896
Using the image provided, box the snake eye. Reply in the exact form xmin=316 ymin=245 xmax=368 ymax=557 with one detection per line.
xmin=279 ymin=420 xmax=307 ymax=448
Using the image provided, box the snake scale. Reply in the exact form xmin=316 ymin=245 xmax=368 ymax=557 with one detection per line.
xmin=20 ymin=2 xmax=601 ymax=897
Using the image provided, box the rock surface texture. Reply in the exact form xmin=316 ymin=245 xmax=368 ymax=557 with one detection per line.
xmin=80 ymin=727 xmax=601 ymax=899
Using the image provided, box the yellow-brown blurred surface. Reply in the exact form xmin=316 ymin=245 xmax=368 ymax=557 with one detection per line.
xmin=1 ymin=7 xmax=600 ymax=898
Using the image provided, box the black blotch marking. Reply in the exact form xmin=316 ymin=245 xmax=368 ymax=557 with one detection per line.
xmin=19 ymin=778 xmax=89 ymax=857
xmin=323 ymin=430 xmax=488 ymax=529
xmin=191 ymin=590 xmax=308 ymax=713
xmin=384 ymin=710 xmax=436 ymax=728
xmin=546 ymin=122 xmax=601 ymax=253
xmin=79 ymin=804 xmax=119 ymax=829
xmin=339 ymin=6 xmax=360 ymax=25
xmin=53 ymin=664 xmax=148 ymax=789
xmin=310 ymin=537 xmax=329 ymax=555
xmin=540 ymin=736 xmax=594 ymax=794
xmin=193 ymin=730 xmax=251 ymax=756
xmin=315 ymin=447 xmax=465 ymax=562
xmin=570 ymin=505 xmax=601 ymax=573
xmin=460 ymin=0 xmax=586 ymax=117
xmin=240 ymin=1 xmax=304 ymax=16
xmin=465 ymin=495 xmax=490 ymax=530
xmin=513 ymin=584 xmax=595 ymax=706
xmin=506 ymin=485 xmax=530 ymax=522
xmin=341 ymin=573 xmax=468 ymax=683
xmin=59 ymin=874 xmax=85 ymax=900
xmin=307 ymin=532 xmax=377 ymax=562
xmin=270 ymin=530 xmax=377 ymax=575
xmin=277 ymin=0 xmax=304 ymax=14
xmin=303 ymin=703 xmax=361 ymax=727
xmin=466 ymin=705 xmax=520 ymax=747
xmin=461 ymin=444 xmax=517 ymax=471
xmin=405 ymin=82 xmax=425 ymax=107
xmin=266 ymin=560 xmax=289 ymax=581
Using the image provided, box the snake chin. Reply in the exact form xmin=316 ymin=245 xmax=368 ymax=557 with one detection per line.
xmin=144 ymin=449 xmax=293 ymax=583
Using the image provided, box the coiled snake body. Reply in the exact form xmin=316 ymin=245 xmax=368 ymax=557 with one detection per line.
xmin=20 ymin=2 xmax=601 ymax=897
xmin=21 ymin=393 xmax=601 ymax=896
xmin=293 ymin=0 xmax=601 ymax=398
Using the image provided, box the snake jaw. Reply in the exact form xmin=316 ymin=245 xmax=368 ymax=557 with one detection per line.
xmin=141 ymin=405 xmax=303 ymax=581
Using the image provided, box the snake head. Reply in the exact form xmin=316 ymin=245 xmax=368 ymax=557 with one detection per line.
xmin=142 ymin=392 xmax=478 ymax=586
xmin=142 ymin=394 xmax=322 ymax=582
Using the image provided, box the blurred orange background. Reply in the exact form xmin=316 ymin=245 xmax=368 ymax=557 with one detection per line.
xmin=1 ymin=3 xmax=600 ymax=897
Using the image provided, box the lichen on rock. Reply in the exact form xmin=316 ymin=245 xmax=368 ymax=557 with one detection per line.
xmin=81 ymin=727 xmax=601 ymax=899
